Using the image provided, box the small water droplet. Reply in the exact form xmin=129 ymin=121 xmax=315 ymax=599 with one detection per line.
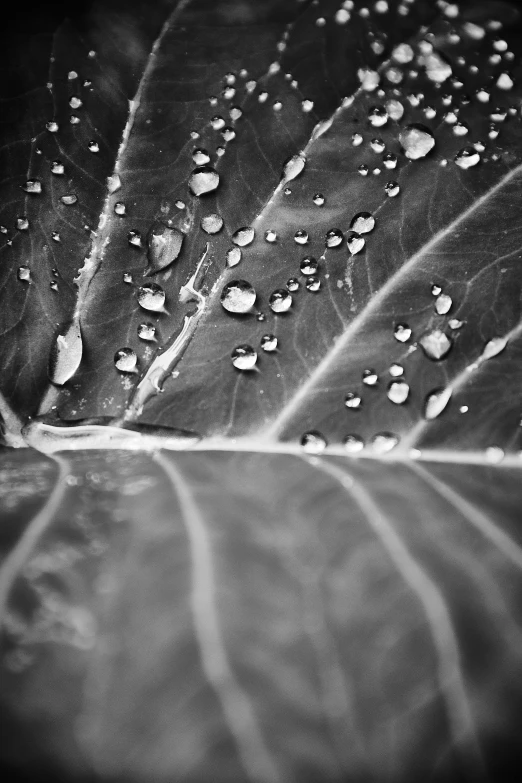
xmin=189 ymin=166 xmax=220 ymax=196
xmin=352 ymin=133 xmax=363 ymax=146
xmin=325 ymin=228 xmax=343 ymax=248
xmin=454 ymin=147 xmax=481 ymax=169
xmin=301 ymin=431 xmax=327 ymax=454
xmin=476 ymin=87 xmax=490 ymax=103
xmin=383 ymin=152 xmax=398 ymax=169
xmin=282 ymin=154 xmax=306 ymax=182
xmin=392 ymin=43 xmax=414 ymax=63
xmin=114 ymin=202 xmax=126 ymax=216
xmin=313 ymin=193 xmax=325 ymax=206
xmin=386 ymin=99 xmax=404 ymax=121
xmin=46 ymin=121 xmax=59 ymax=132
xmin=23 ymin=179 xmax=42 ymax=194
xmin=368 ymin=106 xmax=388 ymax=127
xmin=261 ymin=334 xmax=278 ymax=352
xmin=138 ymin=322 xmax=156 ymax=341
xmin=371 ymin=432 xmax=398 ymax=453
xmin=287 ymin=278 xmax=300 ymax=292
xmin=231 ymin=344 xmax=257 ymax=370
xmin=399 ymin=124 xmax=435 ymax=159
xmin=394 ymin=323 xmax=411 ymax=342
xmin=345 ymin=392 xmax=362 ymax=409
xmin=114 ymin=348 xmax=137 ymax=372
xmin=69 ymin=96 xmax=82 ymax=109
xmin=482 ymin=336 xmax=507 ymax=360
xmin=269 ymin=289 xmax=292 ymax=313
xmin=265 ymin=229 xmax=277 ymax=242
xmin=128 ymin=230 xmax=142 ymax=248
xmin=370 ymin=138 xmax=385 ymax=153
xmin=358 ymin=67 xmax=380 ymax=91
xmin=232 ymin=226 xmax=255 ymax=247
xmin=389 ymin=363 xmax=404 ymax=376
xmin=61 ymin=194 xmax=78 ymax=205
xmin=294 ymin=230 xmax=309 ymax=245
xmin=210 ymin=116 xmax=225 ymax=130
xmin=496 ymin=72 xmax=514 ymax=90
xmin=88 ymin=140 xmax=99 ymax=153
xmin=146 ymin=223 xmax=184 ymax=272
xmin=358 ymin=164 xmax=369 ymax=176
xmin=384 ymin=181 xmax=400 ymax=197
xmin=343 ymin=434 xmax=364 ymax=453
xmin=362 ymin=369 xmax=378 ymax=386
xmin=137 ymin=282 xmax=166 ymax=311
xmin=192 ymin=148 xmax=210 ymax=166
xmin=51 ymin=160 xmax=65 ymax=175
xmin=52 ymin=231 xmax=60 ymax=242
xmin=486 ymin=445 xmax=504 ymax=464
xmin=226 ymin=247 xmax=242 ymax=267
xmin=387 ymin=380 xmax=409 ymax=404
xmin=305 ymin=277 xmax=321 ymax=292
xmin=350 ymin=212 xmax=375 ymax=234
xmin=420 ymin=50 xmax=452 ymax=83
xmin=201 ymin=214 xmax=223 ymax=234
xmin=221 ymin=280 xmax=256 ymax=313
xmin=425 ymin=387 xmax=452 ymax=419
xmin=230 ymin=106 xmax=242 ymax=121
xmin=17 ymin=266 xmax=31 ymax=281
xmin=300 ymin=256 xmax=318 ymax=275
xmin=434 ymin=293 xmax=452 ymax=314
xmin=49 ymin=319 xmax=83 ymax=385
xmin=222 ymin=126 xmax=236 ymax=142
xmin=17 ymin=217 xmax=29 ymax=230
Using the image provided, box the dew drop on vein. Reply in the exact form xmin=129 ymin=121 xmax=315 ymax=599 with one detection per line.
xmin=301 ymin=431 xmax=327 ymax=454
xmin=371 ymin=432 xmax=399 ymax=453
xmin=343 ymin=434 xmax=364 ymax=453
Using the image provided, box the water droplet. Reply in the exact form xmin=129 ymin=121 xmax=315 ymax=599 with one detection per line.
xmin=269 ymin=289 xmax=292 ymax=313
xmin=201 ymin=214 xmax=223 ymax=234
xmin=352 ymin=133 xmax=363 ymax=146
xmin=392 ymin=43 xmax=414 ymax=63
xmin=210 ymin=116 xmax=225 ymax=130
xmin=61 ymin=194 xmax=77 ymax=205
xmin=70 ymin=114 xmax=80 ymax=125
xmin=51 ymin=160 xmax=65 ymax=175
xmin=146 ymin=223 xmax=184 ymax=273
xmin=313 ymin=193 xmax=325 ymax=207
xmin=384 ymin=181 xmax=400 ymax=197
xmin=223 ymin=87 xmax=236 ymax=100
xmin=138 ymin=322 xmax=156 ymax=341
xmin=496 ymin=72 xmax=514 ymax=90
xmin=358 ymin=67 xmax=380 ymax=91
xmin=368 ymin=106 xmax=388 ymax=127
xmin=137 ymin=282 xmax=166 ymax=311
xmin=17 ymin=266 xmax=31 ymax=281
xmin=114 ymin=348 xmax=137 ymax=372
xmin=370 ymin=138 xmax=386 ymax=153
xmin=399 ymin=125 xmax=435 ymax=159
xmin=476 ymin=87 xmax=490 ymax=103
xmin=192 ymin=148 xmax=210 ymax=166
xmin=345 ymin=392 xmax=362 ymax=409
xmin=486 ymin=446 xmax=504 ymax=464
xmin=261 ymin=334 xmax=278 ymax=352
xmin=231 ymin=227 xmax=254 ymax=248
xmin=265 ymin=229 xmax=277 ymax=242
xmin=282 ymin=154 xmax=306 ymax=182
xmin=305 ymin=277 xmax=321 ymax=292
xmin=362 ymin=369 xmax=378 ymax=386
xmin=221 ymin=280 xmax=256 ymax=313
xmin=114 ymin=202 xmax=126 ymax=216
xmin=88 ymin=140 xmax=99 ymax=153
xmin=383 ymin=152 xmax=398 ymax=169
xmin=394 ymin=323 xmax=411 ymax=342
xmin=46 ymin=121 xmax=59 ymax=132
xmin=425 ymin=388 xmax=452 ymax=419
xmin=231 ymin=345 xmax=257 ymax=370
xmin=434 ymin=293 xmax=452 ymax=314
xmin=222 ymin=126 xmax=236 ymax=142
xmin=389 ymin=363 xmax=404 ymax=376
xmin=301 ymin=431 xmax=327 ymax=454
xmin=229 ymin=106 xmax=242 ymax=121
xmin=287 ymin=278 xmax=300 ymax=292
xmin=300 ymin=256 xmax=318 ymax=275
xmin=371 ymin=432 xmax=398 ymax=453
xmin=128 ymin=230 xmax=142 ymax=248
xmin=454 ymin=147 xmax=481 ymax=169
xmin=419 ymin=329 xmax=452 ymax=360
xmin=387 ymin=380 xmax=409 ymax=404
xmin=453 ymin=121 xmax=468 ymax=136
xmin=17 ymin=217 xmax=29 ymax=230
xmin=482 ymin=336 xmax=507 ymax=360
xmin=325 ymin=228 xmax=343 ymax=248
xmin=294 ymin=230 xmax=309 ymax=245
xmin=347 ymin=233 xmax=365 ymax=255
xmin=343 ymin=434 xmax=364 ymax=453
xmin=49 ymin=319 xmax=83 ymax=385
xmin=69 ymin=96 xmax=82 ymax=109
xmin=123 ymin=272 xmax=133 ymax=284
xmin=189 ymin=166 xmax=220 ymax=196
xmin=386 ymin=99 xmax=404 ymax=121
xmin=420 ymin=50 xmax=452 ymax=83
xmin=358 ymin=164 xmax=369 ymax=176
xmin=302 ymin=99 xmax=314 ymax=112
xmin=52 ymin=231 xmax=60 ymax=242
xmin=226 ymin=247 xmax=242 ymax=267
xmin=23 ymin=179 xmax=42 ymax=194
xmin=350 ymin=212 xmax=375 ymax=234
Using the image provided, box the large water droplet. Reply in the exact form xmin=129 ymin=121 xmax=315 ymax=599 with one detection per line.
xmin=231 ymin=345 xmax=257 ymax=370
xmin=226 ymin=247 xmax=242 ymax=267
xmin=435 ymin=293 xmax=452 ymax=314
xmin=232 ymin=226 xmax=255 ymax=246
xmin=282 ymin=154 xmax=306 ymax=182
xmin=399 ymin=124 xmax=435 ymax=159
xmin=454 ymin=147 xmax=481 ymax=169
xmin=425 ymin=388 xmax=452 ymax=419
xmin=347 ymin=233 xmax=365 ymax=255
xmin=269 ymin=289 xmax=292 ymax=313
xmin=301 ymin=431 xmax=327 ymax=453
xmin=146 ymin=223 xmax=184 ymax=273
xmin=201 ymin=214 xmax=223 ymax=234
xmin=137 ymin=282 xmax=166 ymax=311
xmin=189 ymin=166 xmax=220 ymax=196
xmin=114 ymin=348 xmax=137 ymax=372
xmin=387 ymin=380 xmax=409 ymax=404
xmin=419 ymin=329 xmax=452 ymax=360
xmin=49 ymin=319 xmax=83 ymax=385
xmin=350 ymin=212 xmax=375 ymax=233
xmin=221 ymin=280 xmax=256 ymax=313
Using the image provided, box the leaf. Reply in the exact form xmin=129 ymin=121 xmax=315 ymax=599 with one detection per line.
xmin=2 ymin=0 xmax=522 ymax=781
